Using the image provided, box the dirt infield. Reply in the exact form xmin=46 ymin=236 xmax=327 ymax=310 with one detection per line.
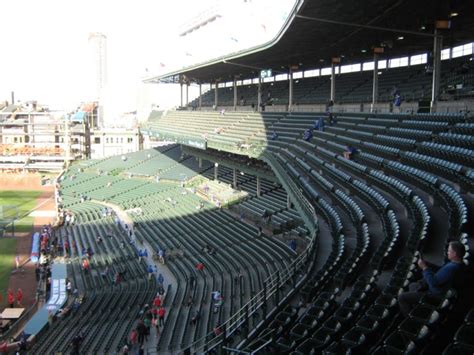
xmin=0 ymin=173 xmax=56 ymax=309
xmin=0 ymin=173 xmax=51 ymax=191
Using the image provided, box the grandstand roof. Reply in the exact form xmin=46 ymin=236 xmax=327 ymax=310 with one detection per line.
xmin=146 ymin=0 xmax=474 ymax=84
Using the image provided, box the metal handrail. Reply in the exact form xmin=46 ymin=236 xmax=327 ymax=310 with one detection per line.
xmin=182 ymin=151 xmax=318 ymax=354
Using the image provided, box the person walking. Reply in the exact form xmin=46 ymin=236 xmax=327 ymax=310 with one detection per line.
xmin=136 ymin=320 xmax=147 ymax=346
xmin=158 ymin=306 xmax=166 ymax=327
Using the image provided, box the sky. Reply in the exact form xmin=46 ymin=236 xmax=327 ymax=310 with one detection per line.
xmin=0 ymin=0 xmax=295 ymax=119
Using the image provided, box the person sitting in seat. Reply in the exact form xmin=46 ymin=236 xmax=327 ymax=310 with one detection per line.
xmin=190 ymin=311 xmax=200 ymax=325
xmin=303 ymin=128 xmax=313 ymax=142
xmin=343 ymin=145 xmax=357 ymax=160
xmin=398 ymin=241 xmax=465 ymax=317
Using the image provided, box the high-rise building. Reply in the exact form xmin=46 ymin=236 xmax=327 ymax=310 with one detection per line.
xmin=88 ymin=32 xmax=107 ymax=127
xmin=88 ymin=32 xmax=107 ymax=99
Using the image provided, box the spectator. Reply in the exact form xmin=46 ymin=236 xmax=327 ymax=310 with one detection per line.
xmin=186 ymin=294 xmax=193 ymax=307
xmin=393 ymin=88 xmax=402 ymax=112
xmin=35 ymin=266 xmax=41 ymax=281
xmin=122 ymin=344 xmax=130 ymax=354
xmin=213 ymin=326 xmax=222 ymax=336
xmin=115 ymin=272 xmax=122 ymax=285
xmin=190 ymin=311 xmax=200 ymax=325
xmin=157 ymin=273 xmax=164 ymax=286
xmin=303 ymin=128 xmax=313 ymax=142
xmin=343 ymin=145 xmax=357 ymax=160
xmin=398 ymin=242 xmax=465 ymax=317
xmin=313 ymin=117 xmax=324 ymax=131
xmin=130 ymin=328 xmax=138 ymax=347
xmin=136 ymin=321 xmax=147 ymax=345
xmin=196 ymin=262 xmax=204 ymax=272
xmin=270 ymin=131 xmax=278 ymax=140
xmin=212 ymin=291 xmax=221 ymax=302
xmin=158 ymin=249 xmax=165 ymax=264
xmin=147 ymin=265 xmax=154 ymax=280
xmin=7 ymin=289 xmax=14 ymax=308
xmin=326 ymin=99 xmax=334 ymax=114
xmin=82 ymin=258 xmax=90 ymax=273
xmin=71 ymin=333 xmax=84 ymax=355
xmin=158 ymin=306 xmax=166 ymax=327
xmin=289 ymin=239 xmax=297 ymax=252
xmin=64 ymin=240 xmax=70 ymax=257
xmin=153 ymin=295 xmax=161 ymax=308
xmin=143 ymin=316 xmax=151 ymax=338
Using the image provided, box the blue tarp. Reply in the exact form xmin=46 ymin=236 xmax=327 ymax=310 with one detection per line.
xmin=30 ymin=232 xmax=40 ymax=263
xmin=23 ymin=263 xmax=68 ymax=336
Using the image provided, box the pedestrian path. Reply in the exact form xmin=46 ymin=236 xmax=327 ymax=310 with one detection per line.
xmin=92 ymin=199 xmax=178 ymax=354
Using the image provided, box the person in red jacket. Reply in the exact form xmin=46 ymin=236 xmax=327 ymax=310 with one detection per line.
xmin=82 ymin=258 xmax=90 ymax=273
xmin=130 ymin=328 xmax=138 ymax=346
xmin=16 ymin=288 xmax=23 ymax=307
xmin=153 ymin=295 xmax=161 ymax=308
xmin=158 ymin=306 xmax=166 ymax=327
xmin=7 ymin=289 xmax=15 ymax=308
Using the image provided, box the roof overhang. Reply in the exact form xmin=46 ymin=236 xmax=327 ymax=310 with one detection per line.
xmin=145 ymin=0 xmax=474 ymax=85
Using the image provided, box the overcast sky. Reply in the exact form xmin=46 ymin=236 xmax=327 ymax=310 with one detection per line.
xmin=0 ymin=0 xmax=294 ymax=116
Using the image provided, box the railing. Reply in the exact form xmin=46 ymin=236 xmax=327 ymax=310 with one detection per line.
xmin=182 ymin=151 xmax=319 ymax=354
xmin=261 ymin=152 xmax=317 ymax=234
xmin=184 ymin=227 xmax=317 ymax=353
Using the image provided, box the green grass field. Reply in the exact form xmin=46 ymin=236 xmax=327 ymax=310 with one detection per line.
xmin=0 ymin=190 xmax=43 ymax=234
xmin=0 ymin=238 xmax=17 ymax=302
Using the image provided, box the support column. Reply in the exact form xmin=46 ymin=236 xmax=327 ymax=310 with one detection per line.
xmin=198 ymin=84 xmax=202 ymax=109
xmin=330 ymin=61 xmax=336 ymax=102
xmin=214 ymin=162 xmax=219 ymax=180
xmin=233 ymin=168 xmax=237 ymax=188
xmin=257 ymin=76 xmax=262 ymax=112
xmin=287 ymin=194 xmax=291 ymax=209
xmin=214 ymin=81 xmax=219 ymax=110
xmin=185 ymin=83 xmax=189 ymax=106
xmin=288 ymin=68 xmax=294 ymax=111
xmin=256 ymin=176 xmax=261 ymax=197
xmin=371 ymin=52 xmax=380 ymax=112
xmin=180 ymin=82 xmax=183 ymax=108
xmin=233 ymin=77 xmax=237 ymax=111
xmin=64 ymin=119 xmax=70 ymax=168
xmin=431 ymin=28 xmax=442 ymax=113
